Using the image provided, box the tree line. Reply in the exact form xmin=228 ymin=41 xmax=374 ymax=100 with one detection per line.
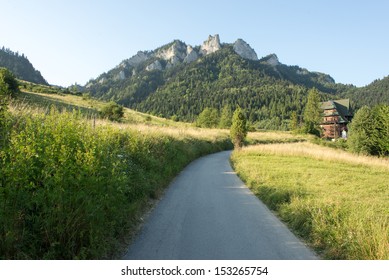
xmin=0 ymin=46 xmax=48 ymax=85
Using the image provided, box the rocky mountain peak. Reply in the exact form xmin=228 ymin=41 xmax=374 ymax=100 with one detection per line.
xmin=265 ymin=54 xmax=280 ymax=66
xmin=233 ymin=39 xmax=258 ymax=61
xmin=200 ymin=34 xmax=221 ymax=55
xmin=156 ymin=40 xmax=187 ymax=62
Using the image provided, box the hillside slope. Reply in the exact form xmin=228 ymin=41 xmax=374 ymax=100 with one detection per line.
xmin=0 ymin=47 xmax=48 ymax=85
xmin=3 ymin=86 xmax=233 ymax=259
xmin=342 ymin=76 xmax=389 ymax=109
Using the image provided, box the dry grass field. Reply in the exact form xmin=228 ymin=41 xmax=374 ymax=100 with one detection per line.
xmin=231 ymin=142 xmax=389 ymax=259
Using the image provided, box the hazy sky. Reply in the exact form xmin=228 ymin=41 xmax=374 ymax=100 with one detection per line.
xmin=1 ymin=0 xmax=388 ymax=87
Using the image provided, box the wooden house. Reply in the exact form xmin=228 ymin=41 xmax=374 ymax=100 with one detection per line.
xmin=320 ymin=99 xmax=353 ymax=139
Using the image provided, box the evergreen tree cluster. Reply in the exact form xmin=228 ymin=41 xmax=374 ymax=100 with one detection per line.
xmin=0 ymin=47 xmax=48 ymax=85
xmin=342 ymin=76 xmax=389 ymax=110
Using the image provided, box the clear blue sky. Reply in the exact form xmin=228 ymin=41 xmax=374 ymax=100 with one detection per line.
xmin=1 ymin=0 xmax=388 ymax=87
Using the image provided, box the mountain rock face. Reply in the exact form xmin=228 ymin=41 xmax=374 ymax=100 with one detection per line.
xmin=200 ymin=34 xmax=221 ymax=55
xmin=233 ymin=39 xmax=258 ymax=61
xmin=184 ymin=45 xmax=199 ymax=63
xmin=116 ymin=70 xmax=126 ymax=80
xmin=146 ymin=60 xmax=163 ymax=71
xmin=265 ymin=54 xmax=280 ymax=66
xmin=125 ymin=51 xmax=151 ymax=67
xmin=155 ymin=40 xmax=201 ymax=67
xmin=105 ymin=35 xmax=264 ymax=77
xmin=156 ymin=40 xmax=187 ymax=67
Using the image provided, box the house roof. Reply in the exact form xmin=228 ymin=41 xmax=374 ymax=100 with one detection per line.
xmin=321 ymin=99 xmax=352 ymax=123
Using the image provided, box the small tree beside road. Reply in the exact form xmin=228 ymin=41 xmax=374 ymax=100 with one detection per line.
xmin=230 ymin=107 xmax=247 ymax=149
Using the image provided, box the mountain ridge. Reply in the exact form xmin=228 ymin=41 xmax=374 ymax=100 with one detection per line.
xmin=0 ymin=46 xmax=48 ymax=85
xmin=5 ymin=34 xmax=385 ymax=129
xmin=84 ymin=34 xmax=346 ymax=126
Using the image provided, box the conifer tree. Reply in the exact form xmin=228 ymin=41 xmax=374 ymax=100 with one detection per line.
xmin=230 ymin=107 xmax=247 ymax=149
xmin=290 ymin=111 xmax=299 ymax=131
xmin=218 ymin=105 xmax=232 ymax=128
xmin=348 ymin=106 xmax=373 ymax=155
xmin=303 ymin=88 xmax=321 ymax=136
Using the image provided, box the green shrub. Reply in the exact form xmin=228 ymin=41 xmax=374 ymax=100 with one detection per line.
xmin=99 ymin=102 xmax=124 ymax=122
xmin=0 ymin=68 xmax=19 ymax=98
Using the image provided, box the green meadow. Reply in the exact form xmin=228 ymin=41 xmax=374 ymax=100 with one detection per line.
xmin=231 ymin=142 xmax=389 ymax=259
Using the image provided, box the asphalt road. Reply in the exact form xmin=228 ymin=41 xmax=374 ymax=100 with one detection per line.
xmin=123 ymin=150 xmax=317 ymax=260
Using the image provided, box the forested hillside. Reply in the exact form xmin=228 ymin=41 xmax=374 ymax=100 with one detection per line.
xmin=86 ymin=38 xmax=350 ymax=129
xmin=342 ymin=76 xmax=389 ymax=109
xmin=0 ymin=47 xmax=48 ymax=85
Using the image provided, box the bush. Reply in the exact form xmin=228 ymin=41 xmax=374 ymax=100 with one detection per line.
xmin=99 ymin=102 xmax=124 ymax=122
xmin=0 ymin=68 xmax=17 ymax=147
xmin=0 ymin=68 xmax=19 ymax=98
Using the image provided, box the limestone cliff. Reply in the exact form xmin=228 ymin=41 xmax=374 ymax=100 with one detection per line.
xmin=265 ymin=54 xmax=280 ymax=66
xmin=200 ymin=34 xmax=221 ymax=55
xmin=233 ymin=39 xmax=258 ymax=60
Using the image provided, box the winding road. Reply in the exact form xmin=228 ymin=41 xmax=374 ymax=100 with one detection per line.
xmin=123 ymin=151 xmax=317 ymax=260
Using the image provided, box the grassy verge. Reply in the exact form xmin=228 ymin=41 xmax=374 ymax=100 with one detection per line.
xmin=0 ymin=107 xmax=232 ymax=259
xmin=231 ymin=142 xmax=389 ymax=259
xmin=246 ymin=131 xmax=309 ymax=145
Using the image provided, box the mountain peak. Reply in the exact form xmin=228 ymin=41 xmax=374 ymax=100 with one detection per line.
xmin=156 ymin=40 xmax=186 ymax=61
xmin=233 ymin=39 xmax=258 ymax=61
xmin=200 ymin=34 xmax=221 ymax=55
xmin=264 ymin=54 xmax=280 ymax=66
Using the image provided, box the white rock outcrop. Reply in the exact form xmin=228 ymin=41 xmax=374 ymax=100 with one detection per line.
xmin=233 ymin=39 xmax=258 ymax=60
xmin=200 ymin=34 xmax=221 ymax=55
xmin=156 ymin=41 xmax=187 ymax=63
xmin=297 ymin=69 xmax=309 ymax=75
xmin=184 ymin=45 xmax=199 ymax=63
xmin=265 ymin=54 xmax=280 ymax=66
xmin=127 ymin=51 xmax=151 ymax=67
xmin=117 ymin=70 xmax=126 ymax=80
xmin=146 ymin=60 xmax=163 ymax=71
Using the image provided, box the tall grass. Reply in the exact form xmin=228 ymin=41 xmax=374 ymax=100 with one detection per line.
xmin=231 ymin=142 xmax=389 ymax=259
xmin=0 ymin=107 xmax=232 ymax=259
xmin=246 ymin=131 xmax=309 ymax=145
